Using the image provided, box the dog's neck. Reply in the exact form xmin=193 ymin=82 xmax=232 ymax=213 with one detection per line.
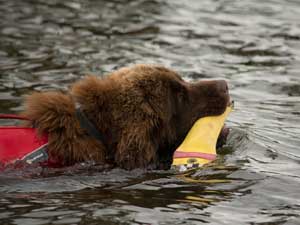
xmin=75 ymin=105 xmax=107 ymax=148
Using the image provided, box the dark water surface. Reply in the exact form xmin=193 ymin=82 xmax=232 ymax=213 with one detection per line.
xmin=1 ymin=0 xmax=300 ymax=224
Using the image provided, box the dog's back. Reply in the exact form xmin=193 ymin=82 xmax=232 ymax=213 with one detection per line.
xmin=23 ymin=92 xmax=105 ymax=166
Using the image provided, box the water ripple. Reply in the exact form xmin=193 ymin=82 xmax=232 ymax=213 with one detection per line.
xmin=1 ymin=0 xmax=300 ymax=224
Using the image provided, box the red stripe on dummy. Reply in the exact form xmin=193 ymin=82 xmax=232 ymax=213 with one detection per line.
xmin=173 ymin=151 xmax=216 ymax=160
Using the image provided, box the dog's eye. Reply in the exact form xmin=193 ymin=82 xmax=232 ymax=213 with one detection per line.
xmin=177 ymin=91 xmax=186 ymax=104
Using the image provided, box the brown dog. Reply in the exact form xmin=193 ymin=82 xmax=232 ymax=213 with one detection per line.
xmin=23 ymin=65 xmax=230 ymax=170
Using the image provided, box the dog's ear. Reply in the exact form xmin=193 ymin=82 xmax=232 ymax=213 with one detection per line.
xmin=71 ymin=76 xmax=114 ymax=110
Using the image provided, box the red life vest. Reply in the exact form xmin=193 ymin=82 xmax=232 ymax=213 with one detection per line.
xmin=0 ymin=114 xmax=58 ymax=169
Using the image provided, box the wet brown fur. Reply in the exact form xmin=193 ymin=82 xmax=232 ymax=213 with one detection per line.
xmin=23 ymin=64 xmax=229 ymax=170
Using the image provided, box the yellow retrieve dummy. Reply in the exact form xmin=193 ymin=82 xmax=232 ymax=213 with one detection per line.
xmin=172 ymin=106 xmax=232 ymax=171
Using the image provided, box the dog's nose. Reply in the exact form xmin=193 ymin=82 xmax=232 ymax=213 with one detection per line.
xmin=216 ymin=80 xmax=229 ymax=94
xmin=215 ymin=80 xmax=231 ymax=106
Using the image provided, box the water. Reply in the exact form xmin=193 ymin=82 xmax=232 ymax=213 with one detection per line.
xmin=0 ymin=0 xmax=300 ymax=224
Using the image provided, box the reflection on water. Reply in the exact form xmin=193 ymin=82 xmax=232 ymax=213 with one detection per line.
xmin=1 ymin=0 xmax=300 ymax=224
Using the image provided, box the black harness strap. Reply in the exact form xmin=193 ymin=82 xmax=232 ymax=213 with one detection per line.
xmin=75 ymin=108 xmax=106 ymax=145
